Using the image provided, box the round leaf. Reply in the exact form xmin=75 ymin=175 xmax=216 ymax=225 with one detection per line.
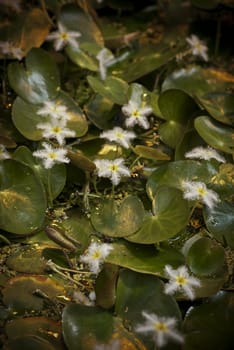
xmin=126 ymin=186 xmax=190 ymax=244
xmin=62 ymin=304 xmax=113 ymax=350
xmin=186 ymin=237 xmax=225 ymax=276
xmin=91 ymin=196 xmax=145 ymax=238
xmin=0 ymin=159 xmax=47 ymax=234
xmin=8 ymin=48 xmax=60 ymax=104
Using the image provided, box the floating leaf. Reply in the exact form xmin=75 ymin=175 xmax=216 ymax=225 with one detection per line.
xmin=158 ymin=89 xmax=198 ymax=122
xmin=91 ymin=196 xmax=145 ymax=238
xmin=126 ymin=186 xmax=190 ymax=244
xmin=87 ymin=75 xmax=128 ymax=105
xmin=203 ymin=201 xmax=234 ymax=248
xmin=146 ymin=160 xmax=218 ymax=200
xmin=62 ymin=304 xmax=113 ymax=350
xmin=95 ymin=263 xmax=119 ymax=309
xmin=12 ymin=91 xmax=88 ymax=141
xmin=5 ymin=335 xmax=56 ymax=350
xmin=115 ymin=269 xmax=181 ymax=350
xmin=67 ymin=149 xmax=96 ymax=172
xmin=2 ymin=275 xmax=65 ymax=314
xmin=6 ymin=317 xmax=64 ymax=349
xmin=8 ymin=48 xmax=60 ymax=104
xmin=13 ymin=146 xmax=66 ymax=200
xmin=194 ymin=115 xmax=234 ymax=154
xmin=84 ymin=94 xmax=115 ymax=129
xmin=159 ymin=121 xmax=186 ymax=148
xmin=183 ymin=292 xmax=234 ymax=350
xmin=106 ymin=240 xmax=185 ymax=276
xmin=186 ymin=237 xmax=226 ymax=276
xmin=0 ymin=159 xmax=47 ymax=234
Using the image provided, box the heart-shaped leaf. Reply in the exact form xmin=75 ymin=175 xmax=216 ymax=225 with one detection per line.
xmin=126 ymin=186 xmax=190 ymax=244
xmin=0 ymin=159 xmax=47 ymax=234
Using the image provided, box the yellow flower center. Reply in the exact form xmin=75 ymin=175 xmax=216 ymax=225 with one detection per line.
xmin=52 ymin=126 xmax=62 ymax=133
xmin=109 ymin=164 xmax=118 ymax=172
xmin=92 ymin=250 xmax=101 ymax=259
xmin=132 ymin=110 xmax=140 ymax=117
xmin=197 ymin=187 xmax=207 ymax=196
xmin=60 ymin=32 xmax=69 ymax=40
xmin=176 ymin=276 xmax=187 ymax=285
xmin=48 ymin=152 xmax=57 ymax=159
xmin=116 ymin=132 xmax=123 ymax=138
xmin=155 ymin=322 xmax=168 ymax=332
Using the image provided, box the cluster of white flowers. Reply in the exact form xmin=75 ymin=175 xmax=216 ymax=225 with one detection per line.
xmin=0 ymin=145 xmax=11 ymax=160
xmin=94 ymin=158 xmax=131 ymax=186
xmin=182 ymin=180 xmax=219 ymax=209
xmin=186 ymin=34 xmax=209 ymax=61
xmin=33 ymin=100 xmax=75 ymax=168
xmin=80 ymin=241 xmax=113 ymax=274
xmin=122 ymin=89 xmax=153 ymax=129
xmin=46 ymin=22 xmax=82 ymax=51
xmin=0 ymin=41 xmax=24 ymax=60
xmin=185 ymin=146 xmax=225 ymax=163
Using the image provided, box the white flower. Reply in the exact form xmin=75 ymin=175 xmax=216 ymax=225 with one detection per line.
xmin=122 ymin=90 xmax=152 ymax=129
xmin=0 ymin=145 xmax=11 ymax=160
xmin=0 ymin=41 xmax=24 ymax=60
xmin=182 ymin=180 xmax=219 ymax=209
xmin=135 ymin=311 xmax=184 ymax=348
xmin=100 ymin=127 xmax=136 ymax=148
xmin=37 ymin=119 xmax=75 ymax=145
xmin=186 ymin=34 xmax=208 ymax=61
xmin=37 ymin=101 xmax=69 ymax=121
xmin=80 ymin=242 xmax=113 ymax=274
xmin=96 ymin=47 xmax=129 ymax=80
xmin=33 ymin=142 xmax=70 ymax=169
xmin=185 ymin=146 xmax=225 ymax=163
xmin=164 ymin=265 xmax=201 ymax=300
xmin=94 ymin=158 xmax=131 ymax=186
xmin=46 ymin=22 xmax=81 ymax=51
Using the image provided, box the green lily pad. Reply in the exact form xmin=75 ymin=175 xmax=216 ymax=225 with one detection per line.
xmin=91 ymin=196 xmax=145 ymax=238
xmin=67 ymin=149 xmax=96 ymax=172
xmin=203 ymin=201 xmax=234 ymax=248
xmin=6 ymin=244 xmax=47 ymax=274
xmin=2 ymin=275 xmax=65 ymax=314
xmin=126 ymin=186 xmax=190 ymax=244
xmin=8 ymin=48 xmax=60 ymax=104
xmin=112 ymin=43 xmax=181 ymax=82
xmin=158 ymin=89 xmax=198 ymax=122
xmin=159 ymin=120 xmax=187 ymax=148
xmin=12 ymin=91 xmax=88 ymax=141
xmin=66 ymin=44 xmax=99 ymax=72
xmin=13 ymin=146 xmax=66 ymax=200
xmin=87 ymin=75 xmax=128 ymax=105
xmin=174 ymin=130 xmax=205 ymax=160
xmin=6 ymin=317 xmax=64 ymax=349
xmin=194 ymin=115 xmax=234 ymax=154
xmin=186 ymin=237 xmax=226 ymax=276
xmin=183 ymin=291 xmax=234 ymax=350
xmin=84 ymin=94 xmax=115 ymax=129
xmin=62 ymin=304 xmax=113 ymax=350
xmin=146 ymin=160 xmax=218 ymax=200
xmin=0 ymin=159 xmax=47 ymax=234
xmin=115 ymin=269 xmax=181 ymax=350
xmin=199 ymin=92 xmax=234 ymax=125
xmin=106 ymin=240 xmax=185 ymax=276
